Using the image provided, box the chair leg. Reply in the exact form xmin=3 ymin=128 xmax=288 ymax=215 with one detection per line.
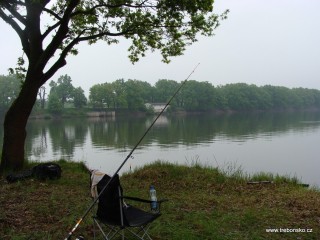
xmin=93 ymin=217 xmax=111 ymax=239
xmin=122 ymin=228 xmax=125 ymax=240
xmin=123 ymin=225 xmax=153 ymax=240
xmin=94 ymin=217 xmax=132 ymax=240
xmin=93 ymin=217 xmax=96 ymax=240
xmin=93 ymin=220 xmax=154 ymax=240
xmin=140 ymin=225 xmax=152 ymax=240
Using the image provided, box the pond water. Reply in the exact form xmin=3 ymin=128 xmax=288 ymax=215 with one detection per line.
xmin=3 ymin=111 xmax=319 ymax=186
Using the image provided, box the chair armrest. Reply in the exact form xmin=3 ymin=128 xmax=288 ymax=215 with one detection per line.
xmin=121 ymin=196 xmax=168 ymax=212
xmin=121 ymin=196 xmax=151 ymax=203
xmin=121 ymin=196 xmax=168 ymax=204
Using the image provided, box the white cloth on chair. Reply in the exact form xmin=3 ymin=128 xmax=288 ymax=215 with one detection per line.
xmin=91 ymin=170 xmax=105 ymax=199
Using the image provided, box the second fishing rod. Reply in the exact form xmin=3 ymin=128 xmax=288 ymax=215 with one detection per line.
xmin=64 ymin=63 xmax=200 ymax=240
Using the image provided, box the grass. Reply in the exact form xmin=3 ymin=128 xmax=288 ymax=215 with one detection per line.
xmin=1 ymin=160 xmax=320 ymax=239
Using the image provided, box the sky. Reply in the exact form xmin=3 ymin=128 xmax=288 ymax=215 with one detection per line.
xmin=1 ymin=0 xmax=320 ymax=97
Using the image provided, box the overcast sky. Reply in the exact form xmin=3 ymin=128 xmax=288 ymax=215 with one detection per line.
xmin=1 ymin=0 xmax=320 ymax=96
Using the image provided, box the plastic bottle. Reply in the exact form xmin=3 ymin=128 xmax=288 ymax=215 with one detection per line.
xmin=149 ymin=185 xmax=158 ymax=211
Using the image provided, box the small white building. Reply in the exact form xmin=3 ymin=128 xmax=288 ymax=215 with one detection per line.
xmin=145 ymin=103 xmax=169 ymax=113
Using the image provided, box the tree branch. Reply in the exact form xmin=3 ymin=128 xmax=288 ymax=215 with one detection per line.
xmin=42 ymin=21 xmax=61 ymax=40
xmin=1 ymin=0 xmax=27 ymax=25
xmin=39 ymin=0 xmax=80 ymax=70
xmin=41 ymin=29 xmax=84 ymax=85
xmin=78 ymin=29 xmax=134 ymax=41
xmin=41 ymin=26 xmax=133 ymax=85
xmin=40 ymin=1 xmax=137 ymax=84
xmin=41 ymin=56 xmax=66 ymax=85
xmin=42 ymin=7 xmax=63 ymax=21
xmin=71 ymin=1 xmax=157 ymax=17
xmin=0 ymin=8 xmax=30 ymax=57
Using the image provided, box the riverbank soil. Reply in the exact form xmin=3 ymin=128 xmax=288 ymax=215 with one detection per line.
xmin=1 ymin=161 xmax=319 ymax=239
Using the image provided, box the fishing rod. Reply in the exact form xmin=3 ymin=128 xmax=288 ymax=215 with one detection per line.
xmin=64 ymin=63 xmax=200 ymax=240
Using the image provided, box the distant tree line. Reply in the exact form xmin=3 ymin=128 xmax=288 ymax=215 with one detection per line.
xmin=1 ymin=74 xmax=320 ymax=114
xmin=88 ymin=79 xmax=320 ymax=112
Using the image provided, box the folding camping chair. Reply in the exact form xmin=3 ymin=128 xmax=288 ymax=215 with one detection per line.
xmin=91 ymin=172 xmax=167 ymax=240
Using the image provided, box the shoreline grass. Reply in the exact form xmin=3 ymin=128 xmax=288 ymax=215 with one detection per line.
xmin=1 ymin=160 xmax=319 ymax=239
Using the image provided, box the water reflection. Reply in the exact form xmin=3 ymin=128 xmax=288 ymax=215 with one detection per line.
xmin=24 ymin=119 xmax=88 ymax=159
xmin=0 ymin=111 xmax=319 ymax=186
xmin=21 ymin=111 xmax=320 ymax=154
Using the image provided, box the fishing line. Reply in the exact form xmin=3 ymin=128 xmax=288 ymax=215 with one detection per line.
xmin=64 ymin=63 xmax=200 ymax=239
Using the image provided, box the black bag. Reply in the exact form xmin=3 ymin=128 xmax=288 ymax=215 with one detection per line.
xmin=32 ymin=162 xmax=62 ymax=180
xmin=6 ymin=169 xmax=33 ymax=183
xmin=6 ymin=162 xmax=62 ymax=183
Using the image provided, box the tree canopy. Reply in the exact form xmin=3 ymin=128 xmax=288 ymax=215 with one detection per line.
xmin=0 ymin=0 xmax=228 ymax=171
xmin=88 ymin=79 xmax=320 ymax=112
xmin=1 ymin=0 xmax=228 ymax=77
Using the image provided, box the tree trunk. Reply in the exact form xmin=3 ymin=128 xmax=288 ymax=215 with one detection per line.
xmin=0 ymin=78 xmax=40 ymax=172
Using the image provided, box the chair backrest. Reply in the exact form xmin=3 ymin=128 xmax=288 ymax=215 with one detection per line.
xmin=96 ymin=174 xmax=125 ymax=225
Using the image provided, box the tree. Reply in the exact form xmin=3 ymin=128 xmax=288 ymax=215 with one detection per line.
xmin=180 ymin=80 xmax=215 ymax=111
xmin=73 ymin=87 xmax=87 ymax=108
xmin=0 ymin=0 xmax=228 ymax=171
xmin=49 ymin=75 xmax=75 ymax=107
xmin=0 ymin=75 xmax=21 ymax=111
xmin=38 ymin=86 xmax=46 ymax=109
xmin=125 ymin=79 xmax=152 ymax=110
xmin=47 ymin=92 xmax=63 ymax=114
xmin=112 ymin=79 xmax=128 ymax=109
xmin=263 ymin=85 xmax=291 ymax=110
xmin=154 ymin=79 xmax=179 ymax=102
xmin=89 ymin=83 xmax=114 ymax=108
xmin=49 ymin=75 xmax=87 ymax=108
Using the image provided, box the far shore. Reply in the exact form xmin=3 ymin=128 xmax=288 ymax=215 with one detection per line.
xmin=21 ymin=107 xmax=320 ymax=120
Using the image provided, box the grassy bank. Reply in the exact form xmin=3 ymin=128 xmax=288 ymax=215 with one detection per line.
xmin=1 ymin=160 xmax=319 ymax=239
